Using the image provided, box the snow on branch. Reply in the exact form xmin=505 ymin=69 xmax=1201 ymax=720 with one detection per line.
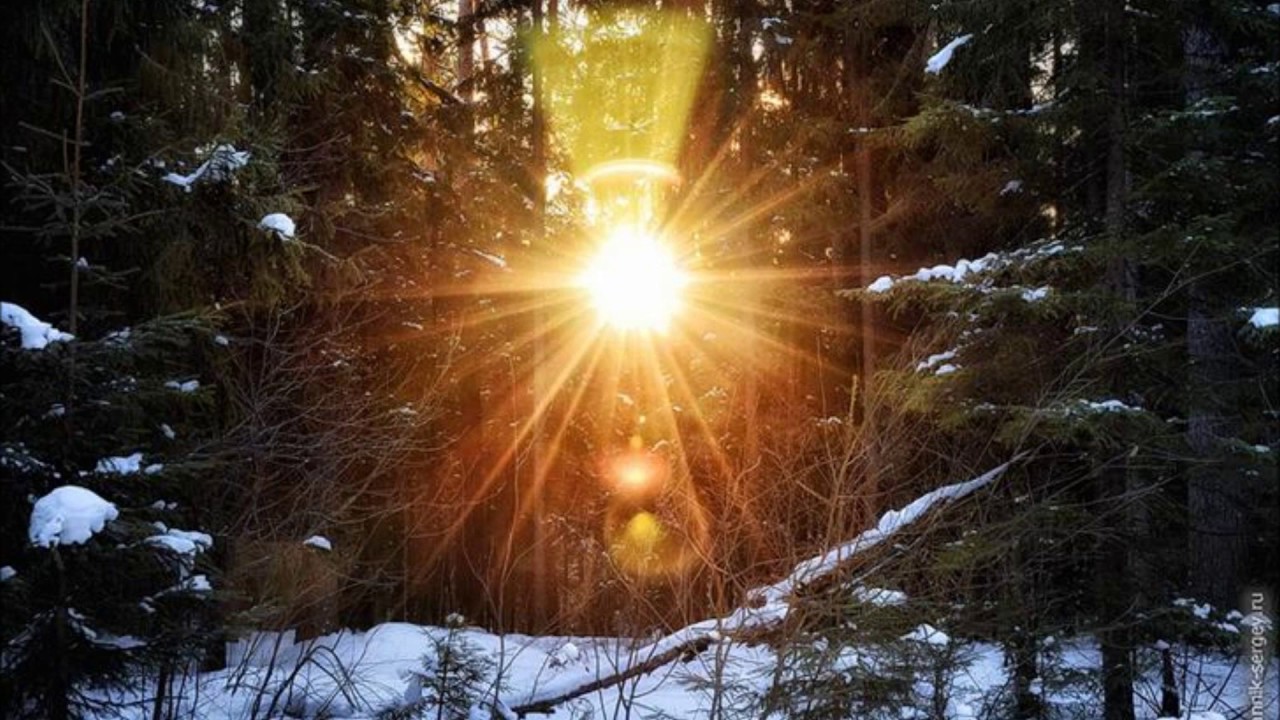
xmin=162 ymin=144 xmax=249 ymax=191
xmin=2 ymin=302 xmax=73 ymax=350
xmin=29 ymin=486 xmax=119 ymax=548
xmin=925 ymin=34 xmax=973 ymax=74
xmin=506 ymin=459 xmax=1015 ymax=716
xmin=844 ymin=240 xmax=1076 ymax=299
xmin=1246 ymin=306 xmax=1278 ymax=330
xmin=755 ymin=458 xmax=1013 ymax=605
xmin=259 ymin=213 xmax=296 ymax=239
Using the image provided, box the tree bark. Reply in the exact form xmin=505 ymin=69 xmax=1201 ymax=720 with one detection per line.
xmin=1092 ymin=0 xmax=1136 ymax=717
xmin=458 ymin=0 xmax=475 ymax=102
xmin=1183 ymin=17 xmax=1247 ymax=612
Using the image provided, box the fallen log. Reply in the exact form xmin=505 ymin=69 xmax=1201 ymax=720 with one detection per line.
xmin=504 ymin=459 xmax=1018 ymax=717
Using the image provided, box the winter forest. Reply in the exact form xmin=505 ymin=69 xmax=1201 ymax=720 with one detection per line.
xmin=1 ymin=0 xmax=1278 ymax=718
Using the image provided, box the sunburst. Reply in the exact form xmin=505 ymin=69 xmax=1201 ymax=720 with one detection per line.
xmin=399 ymin=7 xmax=866 ymax=601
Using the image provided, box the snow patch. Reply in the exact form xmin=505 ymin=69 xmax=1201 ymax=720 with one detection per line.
xmin=1000 ymin=179 xmax=1024 ymax=196
xmin=95 ymin=452 xmax=144 ymax=475
xmin=259 ymin=213 xmax=296 ymax=239
xmin=916 ymin=350 xmax=956 ymax=372
xmin=867 ymin=275 xmax=895 ymax=293
xmin=162 ymin=144 xmax=250 ymax=191
xmin=926 ymin=34 xmax=973 ymax=74
xmin=851 ymin=585 xmax=908 ymax=607
xmin=1081 ymin=399 xmax=1139 ymax=413
xmin=901 ymin=623 xmax=950 ymax=646
xmin=2 ymin=302 xmax=74 ymax=350
xmin=29 ymin=486 xmax=119 ymax=547
xmin=0 ymin=566 xmax=15 ymax=582
xmin=1246 ymin=306 xmax=1278 ymax=329
xmin=304 ymin=535 xmax=333 ymax=551
xmin=148 ymin=528 xmax=213 ymax=562
xmin=1021 ymin=286 xmax=1050 ymax=302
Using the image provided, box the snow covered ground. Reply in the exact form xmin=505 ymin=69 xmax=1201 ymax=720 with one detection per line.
xmin=92 ymin=621 xmax=1275 ymax=720
xmin=59 ymin=462 xmax=1274 ymax=720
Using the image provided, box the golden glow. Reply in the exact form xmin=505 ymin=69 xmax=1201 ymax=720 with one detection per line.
xmin=532 ymin=10 xmax=712 ymax=177
xmin=611 ymin=511 xmax=665 ymax=571
xmin=579 ymin=226 xmax=687 ymax=332
xmin=405 ymin=9 xmax=853 ymax=591
xmin=609 ymin=450 xmax=663 ymax=493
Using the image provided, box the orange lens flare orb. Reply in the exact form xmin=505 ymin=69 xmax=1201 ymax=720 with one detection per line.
xmin=609 ymin=452 xmax=663 ymax=493
xmin=579 ymin=226 xmax=688 ymax=332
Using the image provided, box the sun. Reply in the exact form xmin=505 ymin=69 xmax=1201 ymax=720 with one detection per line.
xmin=579 ymin=226 xmax=688 ymax=332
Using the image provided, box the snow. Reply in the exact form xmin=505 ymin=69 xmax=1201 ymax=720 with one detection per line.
xmin=105 ymin=327 xmax=132 ymax=346
xmin=304 ymin=535 xmax=333 ymax=551
xmin=901 ymin=623 xmax=950 ymax=646
xmin=769 ymin=461 xmax=1011 ymax=597
xmin=2 ymin=301 xmax=74 ymax=349
xmin=95 ymin=633 xmax=147 ymax=650
xmin=550 ymin=640 xmax=582 ymax=667
xmin=149 ymin=527 xmax=212 ymax=587
xmin=934 ymin=363 xmax=959 ymax=376
xmin=1246 ymin=306 xmax=1278 ymax=329
xmin=925 ymin=34 xmax=973 ymax=74
xmin=2 ymin=444 xmax=52 ymax=475
xmin=852 ymin=240 xmax=1077 ymax=298
xmin=851 ymin=585 xmax=908 ymax=607
xmin=96 ymin=452 xmax=144 ymax=475
xmin=1000 ymin=179 xmax=1023 ymax=196
xmin=259 ymin=212 xmax=296 ymax=239
xmin=118 ymin=622 xmax=1273 ymax=720
xmin=162 ymin=144 xmax=250 ymax=191
xmin=469 ymin=248 xmax=508 ymax=269
xmin=0 ymin=566 xmax=15 ymax=582
xmin=1081 ymin=399 xmax=1140 ymax=413
xmin=62 ymin=456 xmax=1278 ymax=720
xmin=29 ymin=485 xmax=119 ymax=547
xmin=214 ymin=334 xmax=230 ymax=346
xmin=1021 ymin=286 xmax=1050 ymax=302
xmin=44 ymin=456 xmax=1274 ymax=720
xmin=183 ymin=574 xmax=213 ymax=592
xmin=148 ymin=528 xmax=213 ymax=558
xmin=864 ymin=255 xmax=996 ymax=294
xmin=867 ymin=275 xmax=895 ymax=293
xmin=916 ymin=350 xmax=956 ymax=372
xmin=160 ymin=423 xmax=176 ymax=440
xmin=165 ymin=379 xmax=200 ymax=393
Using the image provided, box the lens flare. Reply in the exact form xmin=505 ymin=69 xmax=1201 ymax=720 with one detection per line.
xmin=579 ymin=226 xmax=687 ymax=332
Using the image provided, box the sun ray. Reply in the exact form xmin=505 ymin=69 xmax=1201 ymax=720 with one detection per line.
xmin=420 ymin=311 xmax=604 ymax=571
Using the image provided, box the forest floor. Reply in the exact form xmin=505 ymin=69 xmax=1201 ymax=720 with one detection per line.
xmin=96 ymin=620 xmax=1274 ymax=720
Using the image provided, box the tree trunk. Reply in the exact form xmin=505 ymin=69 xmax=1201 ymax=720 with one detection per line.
xmin=528 ymin=0 xmax=556 ymax=632
xmin=1093 ymin=0 xmax=1136 ymax=717
xmin=1183 ymin=17 xmax=1247 ymax=612
xmin=457 ymin=0 xmax=474 ymax=102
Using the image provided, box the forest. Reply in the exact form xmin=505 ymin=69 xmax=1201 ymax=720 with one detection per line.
xmin=0 ymin=0 xmax=1277 ymax=718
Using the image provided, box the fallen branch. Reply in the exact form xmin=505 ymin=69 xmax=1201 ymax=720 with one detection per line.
xmin=504 ymin=459 xmax=1018 ymax=716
